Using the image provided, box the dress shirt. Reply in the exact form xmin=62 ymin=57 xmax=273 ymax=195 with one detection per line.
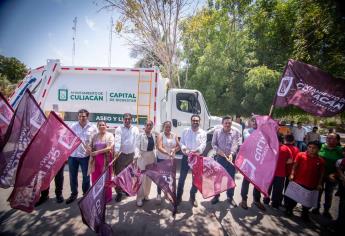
xmin=180 ymin=127 xmax=206 ymax=154
xmin=70 ymin=121 xmax=98 ymax=158
xmin=114 ymin=125 xmax=139 ymax=154
xmin=212 ymin=128 xmax=240 ymax=156
xmin=292 ymin=127 xmax=307 ymax=141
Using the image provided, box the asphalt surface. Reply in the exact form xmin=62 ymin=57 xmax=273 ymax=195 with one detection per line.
xmin=0 ymin=160 xmax=340 ymax=236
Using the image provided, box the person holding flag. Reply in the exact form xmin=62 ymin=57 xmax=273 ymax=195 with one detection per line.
xmin=239 ymin=117 xmax=266 ymax=211
xmin=156 ymin=121 xmax=180 ymax=202
xmin=177 ymin=114 xmax=206 ymax=207
xmin=88 ymin=121 xmax=114 ymax=203
xmin=135 ymin=120 xmax=156 ymax=207
xmin=210 ymin=116 xmax=240 ymax=207
xmin=66 ymin=109 xmax=98 ymax=204
xmin=113 ymin=113 xmax=139 ymax=202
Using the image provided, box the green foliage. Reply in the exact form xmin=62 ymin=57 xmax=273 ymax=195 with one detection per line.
xmin=241 ymin=66 xmax=280 ymax=114
xmin=0 ymin=55 xmax=27 ymax=84
xmin=180 ymin=0 xmax=345 ymax=118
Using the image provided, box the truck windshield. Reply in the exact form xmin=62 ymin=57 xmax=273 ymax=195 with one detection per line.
xmin=176 ymin=93 xmax=201 ymax=114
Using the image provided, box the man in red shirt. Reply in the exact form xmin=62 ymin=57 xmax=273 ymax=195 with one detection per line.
xmin=285 ymin=141 xmax=325 ymax=222
xmin=264 ymin=134 xmax=293 ymax=208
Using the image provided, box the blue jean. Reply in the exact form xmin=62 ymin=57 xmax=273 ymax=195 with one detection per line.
xmin=176 ymin=155 xmax=198 ymax=200
xmin=295 ymin=141 xmax=306 ymax=152
xmin=68 ymin=156 xmax=90 ymax=196
xmin=213 ymin=155 xmax=236 ymax=200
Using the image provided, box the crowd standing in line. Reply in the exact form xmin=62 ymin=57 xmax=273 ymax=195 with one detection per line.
xmin=34 ymin=110 xmax=344 ymax=233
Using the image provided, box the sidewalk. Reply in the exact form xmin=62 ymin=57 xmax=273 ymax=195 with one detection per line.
xmin=0 ymin=162 xmax=339 ymax=236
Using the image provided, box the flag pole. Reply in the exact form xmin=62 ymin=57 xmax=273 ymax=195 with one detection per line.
xmin=268 ymin=104 xmax=275 ymax=117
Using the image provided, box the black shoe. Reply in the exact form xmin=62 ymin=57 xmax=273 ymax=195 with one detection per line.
xmin=322 ymin=211 xmax=333 ymax=219
xmin=227 ymin=198 xmax=238 ymax=207
xmin=189 ymin=198 xmax=198 ymax=207
xmin=254 ymin=201 xmax=266 ymax=211
xmin=285 ymin=209 xmax=293 ymax=217
xmin=301 ymin=214 xmax=311 ymax=223
xmin=263 ymin=197 xmax=270 ymax=205
xmin=311 ymin=208 xmax=320 ymax=215
xmin=115 ymin=193 xmax=122 ymax=202
xmin=56 ymin=195 xmax=64 ymax=203
xmin=211 ymin=197 xmax=219 ymax=205
xmin=66 ymin=195 xmax=77 ymax=204
xmin=35 ymin=196 xmax=49 ymax=207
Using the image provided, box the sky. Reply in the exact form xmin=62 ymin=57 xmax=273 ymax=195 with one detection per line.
xmin=0 ymin=0 xmax=136 ymax=69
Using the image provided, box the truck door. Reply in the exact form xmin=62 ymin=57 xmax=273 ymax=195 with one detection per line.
xmin=171 ymin=91 xmax=206 ymax=135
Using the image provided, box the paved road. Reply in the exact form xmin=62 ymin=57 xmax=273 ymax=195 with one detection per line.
xmin=0 ymin=161 xmax=339 ymax=236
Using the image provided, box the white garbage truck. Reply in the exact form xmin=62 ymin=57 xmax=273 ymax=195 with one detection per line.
xmin=9 ymin=59 xmax=242 ymax=156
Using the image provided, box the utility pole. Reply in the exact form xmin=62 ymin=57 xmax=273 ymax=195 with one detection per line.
xmin=108 ymin=16 xmax=113 ymax=67
xmin=72 ymin=17 xmax=77 ymax=65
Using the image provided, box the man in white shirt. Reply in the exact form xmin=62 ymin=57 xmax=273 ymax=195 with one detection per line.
xmin=113 ymin=113 xmax=139 ymax=202
xmin=66 ymin=109 xmax=98 ymax=204
xmin=177 ymin=114 xmax=206 ymax=207
xmin=292 ymin=122 xmax=307 ymax=151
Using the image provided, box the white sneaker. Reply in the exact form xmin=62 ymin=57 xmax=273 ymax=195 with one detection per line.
xmin=136 ymin=199 xmax=143 ymax=207
xmin=156 ymin=194 xmax=161 ymax=201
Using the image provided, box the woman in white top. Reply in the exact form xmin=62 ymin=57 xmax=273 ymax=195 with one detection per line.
xmin=136 ymin=120 xmax=156 ymax=207
xmin=156 ymin=121 xmax=180 ymax=201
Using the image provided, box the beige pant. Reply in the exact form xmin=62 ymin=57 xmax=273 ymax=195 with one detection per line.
xmin=137 ymin=151 xmax=156 ymax=201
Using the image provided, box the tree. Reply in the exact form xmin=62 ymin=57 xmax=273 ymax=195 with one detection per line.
xmin=180 ymin=1 xmax=253 ymax=115
xmin=241 ymin=66 xmax=280 ymax=114
xmin=100 ymin=0 xmax=195 ymax=87
xmin=0 ymin=55 xmax=27 ymax=84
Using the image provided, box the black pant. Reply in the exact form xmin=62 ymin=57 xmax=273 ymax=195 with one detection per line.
xmin=41 ymin=164 xmax=65 ymax=198
xmin=285 ymin=195 xmax=310 ymax=217
xmin=114 ymin=153 xmax=134 ymax=195
xmin=241 ymin=178 xmax=261 ymax=202
xmin=176 ymin=155 xmax=198 ymax=200
xmin=264 ymin=176 xmax=285 ymax=207
xmin=336 ymin=182 xmax=345 ymax=231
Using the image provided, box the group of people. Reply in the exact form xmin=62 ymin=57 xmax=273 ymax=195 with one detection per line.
xmin=34 ymin=109 xmax=344 ymax=232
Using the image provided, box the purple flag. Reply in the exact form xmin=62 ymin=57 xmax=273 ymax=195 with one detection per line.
xmin=8 ymin=112 xmax=81 ymax=212
xmin=79 ymin=164 xmax=113 ymax=235
xmin=0 ymin=90 xmax=46 ymax=188
xmin=145 ymin=159 xmax=177 ymax=212
xmin=235 ymin=116 xmax=279 ymax=197
xmin=109 ymin=163 xmax=143 ymax=196
xmin=0 ymin=92 xmax=13 ymax=144
xmin=188 ymin=153 xmax=236 ymax=199
xmin=274 ymin=59 xmax=345 ymax=117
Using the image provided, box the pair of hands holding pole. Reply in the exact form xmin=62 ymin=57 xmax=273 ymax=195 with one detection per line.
xmin=217 ymin=150 xmax=233 ymax=163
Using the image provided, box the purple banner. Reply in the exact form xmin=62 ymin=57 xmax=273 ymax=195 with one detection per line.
xmin=0 ymin=92 xmax=13 ymax=144
xmin=0 ymin=90 xmax=46 ymax=188
xmin=235 ymin=116 xmax=279 ymax=197
xmin=8 ymin=112 xmax=81 ymax=212
xmin=109 ymin=163 xmax=143 ymax=196
xmin=188 ymin=153 xmax=236 ymax=199
xmin=79 ymin=164 xmax=112 ymax=234
xmin=274 ymin=59 xmax=345 ymax=117
xmin=145 ymin=159 xmax=177 ymax=212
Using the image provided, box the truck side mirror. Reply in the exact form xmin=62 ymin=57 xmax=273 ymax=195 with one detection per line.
xmin=172 ymin=119 xmax=178 ymax=127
